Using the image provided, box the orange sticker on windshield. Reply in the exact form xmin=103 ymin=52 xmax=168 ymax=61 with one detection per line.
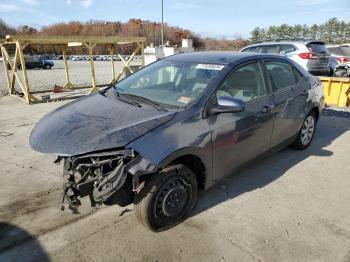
xmin=178 ymin=96 xmax=192 ymax=104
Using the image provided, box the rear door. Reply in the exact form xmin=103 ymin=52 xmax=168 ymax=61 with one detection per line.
xmin=209 ymin=60 xmax=274 ymax=180
xmin=263 ymin=59 xmax=310 ymax=147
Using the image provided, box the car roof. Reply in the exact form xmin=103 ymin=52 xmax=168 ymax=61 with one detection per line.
xmin=165 ymin=51 xmax=286 ymax=64
xmin=244 ymin=40 xmax=326 ymax=47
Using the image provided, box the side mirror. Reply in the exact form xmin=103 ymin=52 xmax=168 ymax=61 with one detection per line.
xmin=208 ymin=96 xmax=246 ymax=116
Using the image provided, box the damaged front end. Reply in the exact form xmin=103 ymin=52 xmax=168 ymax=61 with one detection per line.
xmin=57 ymin=149 xmax=159 ymax=213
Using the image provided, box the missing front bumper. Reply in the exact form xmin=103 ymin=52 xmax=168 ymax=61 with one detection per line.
xmin=58 ymin=149 xmax=160 ymax=213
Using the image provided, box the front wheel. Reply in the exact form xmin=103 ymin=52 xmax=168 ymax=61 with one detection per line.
xmin=134 ymin=164 xmax=198 ymax=232
xmin=292 ymin=111 xmax=317 ymax=150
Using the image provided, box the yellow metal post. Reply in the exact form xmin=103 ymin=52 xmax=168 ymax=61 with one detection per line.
xmin=85 ymin=42 xmax=97 ymax=93
xmin=1 ymin=45 xmax=27 ymax=97
xmin=16 ymin=41 xmax=31 ymax=103
xmin=10 ymin=47 xmax=19 ymax=94
xmin=109 ymin=46 xmax=116 ymax=84
xmin=140 ymin=42 xmax=145 ymax=67
xmin=0 ymin=45 xmax=12 ymax=94
xmin=116 ymin=45 xmax=141 ymax=82
xmin=1 ymin=35 xmax=146 ymax=104
xmin=63 ymin=48 xmax=73 ymax=89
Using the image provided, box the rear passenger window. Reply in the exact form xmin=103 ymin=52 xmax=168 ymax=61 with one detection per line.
xmin=279 ymin=45 xmax=296 ymax=54
xmin=216 ymin=62 xmax=266 ymax=102
xmin=243 ymin=47 xmax=258 ymax=52
xmin=258 ymin=45 xmax=279 ymax=54
xmin=265 ymin=61 xmax=297 ymax=91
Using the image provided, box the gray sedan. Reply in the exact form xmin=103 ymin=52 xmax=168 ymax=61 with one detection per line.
xmin=30 ymin=52 xmax=324 ymax=231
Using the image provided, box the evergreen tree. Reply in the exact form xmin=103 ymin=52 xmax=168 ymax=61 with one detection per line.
xmin=250 ymin=27 xmax=264 ymax=43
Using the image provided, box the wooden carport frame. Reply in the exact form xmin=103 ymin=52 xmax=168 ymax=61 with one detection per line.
xmin=0 ymin=35 xmax=146 ymax=104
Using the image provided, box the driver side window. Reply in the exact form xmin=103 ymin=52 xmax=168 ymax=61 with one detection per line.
xmin=216 ymin=62 xmax=266 ymax=103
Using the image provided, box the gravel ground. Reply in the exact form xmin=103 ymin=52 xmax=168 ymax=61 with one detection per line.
xmin=0 ymin=96 xmax=350 ymax=261
xmin=0 ymin=60 xmax=141 ymax=96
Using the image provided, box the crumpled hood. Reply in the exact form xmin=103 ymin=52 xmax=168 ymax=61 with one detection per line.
xmin=29 ymin=92 xmax=175 ymax=156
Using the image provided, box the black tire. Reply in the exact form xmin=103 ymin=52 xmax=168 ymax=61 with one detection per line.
xmin=134 ymin=163 xmax=198 ymax=232
xmin=44 ymin=64 xmax=52 ymax=69
xmin=292 ymin=111 xmax=317 ymax=150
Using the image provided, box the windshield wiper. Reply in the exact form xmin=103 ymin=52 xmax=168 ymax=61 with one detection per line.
xmin=121 ymin=94 xmax=168 ymax=111
xmin=113 ymin=89 xmax=142 ymax=107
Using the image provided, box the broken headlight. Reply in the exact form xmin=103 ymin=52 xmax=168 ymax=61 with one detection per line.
xmin=58 ymin=149 xmax=135 ymax=212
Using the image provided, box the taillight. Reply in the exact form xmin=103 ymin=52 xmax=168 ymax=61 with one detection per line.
xmin=336 ymin=57 xmax=349 ymax=63
xmin=298 ymin=52 xmax=313 ymax=59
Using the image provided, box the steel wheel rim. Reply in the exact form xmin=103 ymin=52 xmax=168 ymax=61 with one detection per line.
xmin=301 ymin=115 xmax=315 ymax=146
xmin=153 ymin=176 xmax=192 ymax=223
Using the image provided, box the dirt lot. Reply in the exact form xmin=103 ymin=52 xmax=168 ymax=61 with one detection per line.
xmin=0 ymin=60 xmax=141 ymax=96
xmin=0 ymin=96 xmax=350 ymax=262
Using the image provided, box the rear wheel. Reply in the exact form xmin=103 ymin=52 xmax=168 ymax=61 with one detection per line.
xmin=292 ymin=111 xmax=317 ymax=150
xmin=134 ymin=163 xmax=198 ymax=231
xmin=44 ymin=64 xmax=52 ymax=69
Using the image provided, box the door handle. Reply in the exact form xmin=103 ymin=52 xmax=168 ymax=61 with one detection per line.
xmin=261 ymin=104 xmax=274 ymax=113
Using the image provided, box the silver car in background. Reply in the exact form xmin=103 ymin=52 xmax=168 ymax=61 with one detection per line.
xmin=326 ymin=44 xmax=350 ymax=75
xmin=240 ymin=41 xmax=330 ymax=76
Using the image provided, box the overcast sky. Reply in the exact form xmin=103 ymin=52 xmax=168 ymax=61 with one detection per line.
xmin=0 ymin=0 xmax=349 ymax=38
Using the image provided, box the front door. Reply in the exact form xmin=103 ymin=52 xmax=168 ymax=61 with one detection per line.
xmin=209 ymin=61 xmax=274 ymax=181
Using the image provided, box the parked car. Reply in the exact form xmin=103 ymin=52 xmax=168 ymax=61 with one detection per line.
xmin=96 ymin=55 xmax=108 ymax=61
xmin=334 ymin=62 xmax=350 ymax=77
xmin=30 ymin=52 xmax=324 ymax=231
xmin=18 ymin=55 xmax=54 ymax=69
xmin=71 ymin=56 xmax=83 ymax=61
xmin=40 ymin=54 xmax=54 ymax=60
xmin=326 ymin=45 xmax=350 ymax=75
xmin=240 ymin=41 xmax=331 ymax=76
xmin=53 ymin=55 xmax=63 ymax=60
xmin=113 ymin=55 xmax=121 ymax=61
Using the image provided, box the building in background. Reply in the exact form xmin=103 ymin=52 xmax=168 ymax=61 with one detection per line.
xmin=144 ymin=39 xmax=194 ymax=65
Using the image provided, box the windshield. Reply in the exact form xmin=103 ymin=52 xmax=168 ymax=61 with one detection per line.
xmin=341 ymin=46 xmax=350 ymax=56
xmin=328 ymin=46 xmax=350 ymax=56
xmin=110 ymin=60 xmax=224 ymax=108
xmin=328 ymin=47 xmax=345 ymax=56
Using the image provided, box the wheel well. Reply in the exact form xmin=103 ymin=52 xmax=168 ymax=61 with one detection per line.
xmin=170 ymin=155 xmax=206 ymax=189
xmin=311 ymin=107 xmax=320 ymax=121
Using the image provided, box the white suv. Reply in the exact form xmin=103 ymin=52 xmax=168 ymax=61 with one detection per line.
xmin=240 ymin=41 xmax=330 ymax=76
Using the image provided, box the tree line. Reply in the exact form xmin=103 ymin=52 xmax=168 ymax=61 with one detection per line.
xmin=1 ymin=17 xmax=348 ymax=55
xmin=250 ymin=18 xmax=350 ymax=44
xmin=0 ymin=18 xmax=248 ymax=54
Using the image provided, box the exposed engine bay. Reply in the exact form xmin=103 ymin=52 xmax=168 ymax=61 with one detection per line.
xmin=57 ymin=149 xmax=159 ymax=213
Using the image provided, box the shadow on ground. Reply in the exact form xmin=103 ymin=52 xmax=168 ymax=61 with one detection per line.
xmin=191 ymin=115 xmax=349 ymax=217
xmin=0 ymin=222 xmax=49 ymax=262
